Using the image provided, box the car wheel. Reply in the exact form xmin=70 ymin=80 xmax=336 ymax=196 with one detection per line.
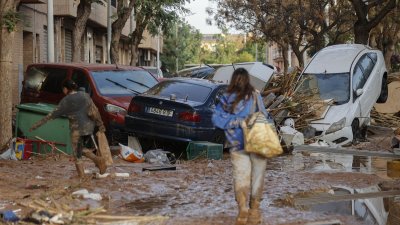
xmin=377 ymin=75 xmax=388 ymax=103
xmin=351 ymin=119 xmax=360 ymax=144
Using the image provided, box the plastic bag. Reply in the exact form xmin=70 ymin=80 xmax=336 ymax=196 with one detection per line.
xmin=119 ymin=144 xmax=144 ymax=163
xmin=144 ymin=149 xmax=176 ymax=165
xmin=0 ymin=138 xmax=18 ymax=160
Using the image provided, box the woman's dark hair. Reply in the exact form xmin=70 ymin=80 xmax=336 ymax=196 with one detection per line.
xmin=62 ymin=80 xmax=78 ymax=92
xmin=226 ymin=68 xmax=254 ymax=112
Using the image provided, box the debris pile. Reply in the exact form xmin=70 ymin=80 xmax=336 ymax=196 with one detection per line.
xmin=262 ymin=71 xmax=333 ymax=143
xmin=371 ymin=109 xmax=400 ymax=128
xmin=371 ymin=73 xmax=400 ymax=128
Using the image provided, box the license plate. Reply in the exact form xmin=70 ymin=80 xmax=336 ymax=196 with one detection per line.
xmin=147 ymin=107 xmax=174 ymax=117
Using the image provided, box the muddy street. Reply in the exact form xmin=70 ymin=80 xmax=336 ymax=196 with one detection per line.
xmin=1 ymin=135 xmax=399 ymax=225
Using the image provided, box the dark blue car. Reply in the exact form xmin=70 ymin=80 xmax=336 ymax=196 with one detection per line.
xmin=125 ymin=78 xmax=227 ymax=144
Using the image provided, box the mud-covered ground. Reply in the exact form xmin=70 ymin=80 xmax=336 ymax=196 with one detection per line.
xmin=0 ymin=128 xmax=399 ymax=224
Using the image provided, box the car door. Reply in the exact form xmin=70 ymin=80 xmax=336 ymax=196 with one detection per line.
xmin=38 ymin=67 xmax=69 ymax=104
xmin=71 ymin=69 xmax=92 ymax=94
xmin=352 ymin=53 xmax=377 ymax=119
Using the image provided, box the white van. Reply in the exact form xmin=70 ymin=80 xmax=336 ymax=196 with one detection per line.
xmin=296 ymin=44 xmax=388 ymax=145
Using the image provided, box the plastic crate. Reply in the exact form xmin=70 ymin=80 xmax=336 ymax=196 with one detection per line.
xmin=186 ymin=141 xmax=223 ymax=160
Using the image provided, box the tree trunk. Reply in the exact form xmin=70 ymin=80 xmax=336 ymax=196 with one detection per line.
xmin=290 ymin=44 xmax=304 ymax=68
xmin=0 ymin=0 xmax=20 ymax=151
xmin=384 ymin=42 xmax=395 ymax=71
xmin=281 ymin=44 xmax=289 ymax=74
xmin=129 ymin=26 xmax=145 ymax=66
xmin=72 ymin=1 xmax=91 ymax=62
xmin=110 ymin=0 xmax=136 ymax=64
xmin=110 ymin=31 xmax=121 ymax=64
xmin=354 ymin=22 xmax=370 ymax=44
xmin=130 ymin=42 xmax=139 ymax=66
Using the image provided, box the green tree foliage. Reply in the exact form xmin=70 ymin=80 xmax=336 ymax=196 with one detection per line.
xmin=161 ymin=20 xmax=202 ymax=72
xmin=129 ymin=0 xmax=188 ymax=65
xmin=196 ymin=34 xmax=262 ymax=65
xmin=235 ymin=52 xmax=254 ymax=63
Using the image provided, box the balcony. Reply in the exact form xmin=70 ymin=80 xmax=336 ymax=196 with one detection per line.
xmin=21 ymin=0 xmax=45 ymax=3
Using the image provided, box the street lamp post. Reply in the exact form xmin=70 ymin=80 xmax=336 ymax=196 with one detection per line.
xmin=47 ymin=0 xmax=54 ymax=63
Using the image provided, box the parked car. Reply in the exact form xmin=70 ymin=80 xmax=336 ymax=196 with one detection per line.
xmin=21 ymin=63 xmax=159 ymax=143
xmin=177 ymin=66 xmax=216 ymax=79
xmin=141 ymin=66 xmax=163 ymax=79
xmin=295 ymin=44 xmax=388 ymax=145
xmin=213 ymin=62 xmax=276 ymax=91
xmin=125 ymin=78 xmax=227 ymax=144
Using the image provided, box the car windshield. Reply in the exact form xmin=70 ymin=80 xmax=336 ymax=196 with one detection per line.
xmin=146 ymin=80 xmax=212 ymax=103
xmin=91 ymin=70 xmax=158 ymax=96
xmin=296 ymin=73 xmax=350 ymax=105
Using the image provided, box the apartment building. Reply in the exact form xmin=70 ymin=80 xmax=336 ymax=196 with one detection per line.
xmin=12 ymin=0 xmax=161 ymax=105
xmin=265 ymin=42 xmax=311 ymax=73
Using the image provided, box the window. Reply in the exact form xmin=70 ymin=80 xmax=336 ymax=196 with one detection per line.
xmin=352 ymin=65 xmax=365 ymax=93
xmin=111 ymin=0 xmax=116 ymax=7
xmin=359 ymin=54 xmax=374 ymax=81
xmin=296 ymin=73 xmax=350 ymax=104
xmin=352 ymin=53 xmax=377 ymax=99
xmin=71 ymin=70 xmax=90 ymax=93
xmin=33 ymin=68 xmax=67 ymax=94
xmin=91 ymin=70 xmax=158 ymax=96
xmin=368 ymin=52 xmax=377 ymax=64
xmin=147 ymin=81 xmax=212 ymax=103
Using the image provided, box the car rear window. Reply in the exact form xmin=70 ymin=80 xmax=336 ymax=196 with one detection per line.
xmin=147 ymin=81 xmax=212 ymax=103
xmin=91 ymin=70 xmax=158 ymax=96
xmin=25 ymin=67 xmax=67 ymax=93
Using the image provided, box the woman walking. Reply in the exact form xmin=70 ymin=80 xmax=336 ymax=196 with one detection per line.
xmin=212 ymin=68 xmax=271 ymax=225
xmin=30 ymin=80 xmax=107 ymax=177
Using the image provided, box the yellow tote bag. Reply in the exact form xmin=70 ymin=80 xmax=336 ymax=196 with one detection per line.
xmin=241 ymin=93 xmax=283 ymax=158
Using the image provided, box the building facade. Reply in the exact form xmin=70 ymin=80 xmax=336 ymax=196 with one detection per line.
xmin=265 ymin=42 xmax=311 ymax=73
xmin=12 ymin=0 xmax=161 ymax=106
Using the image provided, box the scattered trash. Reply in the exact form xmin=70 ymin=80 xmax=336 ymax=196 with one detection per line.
xmin=128 ymin=135 xmax=143 ymax=153
xmin=25 ymin=184 xmax=49 ymax=190
xmin=96 ymin=131 xmax=113 ymax=166
xmin=0 ymin=138 xmax=18 ymax=160
xmin=142 ymin=166 xmax=176 ymax=172
xmin=0 ymin=148 xmax=18 ymax=160
xmin=24 ymin=210 xmax=64 ymax=224
xmin=35 ymin=176 xmax=44 ymax=180
xmin=280 ymin=125 xmax=305 ymax=146
xmin=0 ymin=210 xmax=20 ymax=222
xmin=119 ymin=143 xmax=144 ymax=163
xmin=72 ymin=189 xmax=102 ymax=201
xmin=114 ymin=173 xmax=130 ymax=177
xmin=95 ymin=173 xmax=110 ymax=179
xmin=84 ymin=169 xmax=94 ymax=174
xmin=144 ymin=149 xmax=175 ymax=165
xmin=207 ymin=162 xmax=214 ymax=168
xmin=14 ymin=138 xmax=33 ymax=160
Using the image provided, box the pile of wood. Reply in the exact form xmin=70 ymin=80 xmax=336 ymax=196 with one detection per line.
xmin=371 ymin=109 xmax=400 ymax=128
xmin=262 ymin=70 xmax=333 ymax=131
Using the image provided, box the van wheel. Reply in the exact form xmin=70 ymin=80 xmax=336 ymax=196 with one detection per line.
xmin=377 ymin=75 xmax=388 ymax=103
xmin=351 ymin=119 xmax=360 ymax=144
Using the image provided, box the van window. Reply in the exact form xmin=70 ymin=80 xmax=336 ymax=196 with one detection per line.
xmin=71 ymin=70 xmax=90 ymax=93
xmin=26 ymin=67 xmax=67 ymax=93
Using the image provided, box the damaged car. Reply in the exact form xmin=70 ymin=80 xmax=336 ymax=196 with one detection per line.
xmin=21 ymin=63 xmax=159 ymax=143
xmin=125 ymin=78 xmax=227 ymax=145
xmin=295 ymin=44 xmax=388 ymax=145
